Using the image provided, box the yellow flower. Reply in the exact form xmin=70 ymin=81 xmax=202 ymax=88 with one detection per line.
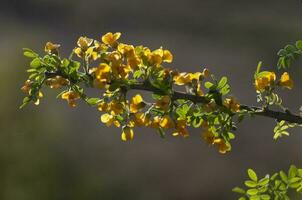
xmin=173 ymin=72 xmax=192 ymax=85
xmin=34 ymin=91 xmax=44 ymax=105
xmin=159 ymin=115 xmax=174 ymax=129
xmin=162 ymin=50 xmax=173 ymax=63
xmin=223 ymin=97 xmax=240 ymax=113
xmin=117 ymin=43 xmax=135 ymax=55
xmin=44 ymin=42 xmax=60 ymax=55
xmin=93 ymin=63 xmax=111 ymax=89
xmin=189 ymin=72 xmax=202 ymax=81
xmin=147 ymin=48 xmax=173 ymax=65
xmin=100 ymin=113 xmax=120 ymax=127
xmin=121 ymin=126 xmax=134 ymax=141
xmin=279 ymin=72 xmax=293 ymax=89
xmin=155 ymin=95 xmax=171 ymax=111
xmin=94 ymin=40 xmax=109 ymax=52
xmin=150 ymin=116 xmax=161 ymax=128
xmin=149 ymin=48 xmax=163 ymax=65
xmin=129 ymin=94 xmax=145 ymax=113
xmin=133 ymin=112 xmax=150 ymax=127
xmin=106 ymin=51 xmax=122 ymax=63
xmin=127 ymin=55 xmax=141 ymax=70
xmin=45 ymin=76 xmax=69 ymax=89
xmin=98 ymin=101 xmax=109 ymax=112
xmin=61 ymin=91 xmax=80 ymax=107
xmin=102 ymin=32 xmax=121 ymax=47
xmin=77 ymin=36 xmax=93 ymax=50
xmin=255 ymin=71 xmax=276 ymax=92
xmin=213 ymin=138 xmax=230 ymax=154
xmin=74 ymin=36 xmax=94 ymax=58
xmin=109 ymin=100 xmax=125 ymax=115
xmin=86 ymin=47 xmax=99 ymax=60
xmin=202 ymin=129 xmax=215 ymax=145
xmin=173 ymin=120 xmax=189 ymax=137
xmin=113 ymin=64 xmax=132 ymax=79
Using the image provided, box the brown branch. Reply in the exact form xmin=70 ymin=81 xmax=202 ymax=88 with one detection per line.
xmin=129 ymin=83 xmax=302 ymax=124
xmin=44 ymin=71 xmax=302 ymax=124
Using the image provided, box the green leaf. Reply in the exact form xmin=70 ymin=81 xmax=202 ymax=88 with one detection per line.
xmin=279 ymin=171 xmax=288 ymax=183
xmin=23 ymin=48 xmax=38 ymax=58
xmin=258 ymin=177 xmax=270 ymax=186
xmin=133 ymin=69 xmax=144 ymax=79
xmin=254 ymin=61 xmax=262 ymax=78
xmin=217 ymin=76 xmax=227 ymax=89
xmin=204 ymin=81 xmax=214 ymax=89
xmin=219 ymin=84 xmax=230 ymax=96
xmin=250 ymin=196 xmax=260 ymax=200
xmin=245 ymin=180 xmax=257 ymax=188
xmin=297 ymin=169 xmax=302 ymax=177
xmin=86 ymin=98 xmax=101 ymax=106
xmin=288 ymin=165 xmax=297 ymax=179
xmin=295 ymin=40 xmax=302 ymax=50
xmin=260 ymin=194 xmax=271 ymax=200
xmin=232 ymin=187 xmax=246 ymax=194
xmin=284 ymin=44 xmax=296 ymax=53
xmin=248 ymin=169 xmax=258 ymax=182
xmin=61 ymin=59 xmax=70 ymax=68
xmin=19 ymin=97 xmax=31 ymax=109
xmin=246 ymin=188 xmax=258 ymax=196
xmin=228 ymin=132 xmax=235 ymax=140
xmin=30 ymin=58 xmax=41 ymax=68
xmin=157 ymin=127 xmax=165 ymax=138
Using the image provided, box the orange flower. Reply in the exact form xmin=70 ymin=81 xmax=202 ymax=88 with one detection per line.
xmin=61 ymin=91 xmax=80 ymax=107
xmin=102 ymin=32 xmax=121 ymax=47
xmin=155 ymin=95 xmax=171 ymax=111
xmin=44 ymin=42 xmax=60 ymax=55
xmin=223 ymin=97 xmax=240 ymax=113
xmin=121 ymin=126 xmax=134 ymax=141
xmin=279 ymin=72 xmax=293 ymax=89
xmin=173 ymin=120 xmax=189 ymax=137
xmin=255 ymin=71 xmax=276 ymax=92
xmin=213 ymin=138 xmax=230 ymax=154
xmin=129 ymin=94 xmax=145 ymax=113
xmin=45 ymin=76 xmax=69 ymax=89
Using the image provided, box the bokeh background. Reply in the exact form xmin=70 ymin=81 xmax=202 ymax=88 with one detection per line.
xmin=1 ymin=0 xmax=302 ymax=199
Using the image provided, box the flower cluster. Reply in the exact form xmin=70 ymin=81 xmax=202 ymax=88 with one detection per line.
xmin=21 ymin=32 xmax=298 ymax=155
xmin=254 ymin=71 xmax=293 ymax=93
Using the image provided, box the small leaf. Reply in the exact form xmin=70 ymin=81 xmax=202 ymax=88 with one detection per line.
xmin=260 ymin=194 xmax=271 ymax=200
xmin=30 ymin=58 xmax=41 ymax=68
xmin=217 ymin=76 xmax=227 ymax=89
xmin=23 ymin=48 xmax=38 ymax=58
xmin=258 ymin=177 xmax=270 ymax=186
xmin=279 ymin=171 xmax=288 ymax=183
xmin=204 ymin=81 xmax=214 ymax=89
xmin=157 ymin=127 xmax=165 ymax=138
xmin=295 ymin=40 xmax=302 ymax=50
xmin=248 ymin=169 xmax=258 ymax=182
xmin=232 ymin=187 xmax=245 ymax=194
xmin=246 ymin=188 xmax=258 ymax=196
xmin=245 ymin=180 xmax=257 ymax=188
xmin=288 ymin=165 xmax=297 ymax=179
xmin=86 ymin=98 xmax=101 ymax=106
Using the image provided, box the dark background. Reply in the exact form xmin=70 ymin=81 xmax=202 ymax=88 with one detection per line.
xmin=1 ymin=0 xmax=302 ymax=199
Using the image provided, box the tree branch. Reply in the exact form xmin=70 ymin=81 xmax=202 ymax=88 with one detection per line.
xmin=44 ymin=71 xmax=302 ymax=124
xmin=129 ymin=83 xmax=302 ymax=124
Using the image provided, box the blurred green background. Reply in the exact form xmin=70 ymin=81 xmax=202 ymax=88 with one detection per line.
xmin=1 ymin=0 xmax=302 ymax=199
